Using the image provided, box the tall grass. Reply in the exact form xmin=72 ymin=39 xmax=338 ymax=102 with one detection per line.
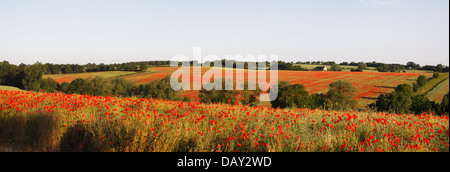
xmin=0 ymin=90 xmax=448 ymax=152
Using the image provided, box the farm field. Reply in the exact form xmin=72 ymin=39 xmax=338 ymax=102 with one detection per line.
xmin=45 ymin=67 xmax=438 ymax=108
xmin=43 ymin=71 xmax=138 ymax=84
xmin=0 ymin=89 xmax=448 ymax=152
xmin=427 ymin=77 xmax=449 ymax=103
xmin=0 ymin=85 xmax=22 ymax=91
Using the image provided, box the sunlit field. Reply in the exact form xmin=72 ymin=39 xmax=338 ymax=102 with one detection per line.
xmin=45 ymin=67 xmax=439 ymax=107
xmin=0 ymin=90 xmax=448 ymax=152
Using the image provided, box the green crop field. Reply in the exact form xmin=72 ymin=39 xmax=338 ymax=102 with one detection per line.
xmin=0 ymin=85 xmax=22 ymax=91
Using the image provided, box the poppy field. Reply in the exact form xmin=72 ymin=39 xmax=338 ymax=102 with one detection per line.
xmin=45 ymin=67 xmax=437 ymax=107
xmin=0 ymin=89 xmax=448 ymax=152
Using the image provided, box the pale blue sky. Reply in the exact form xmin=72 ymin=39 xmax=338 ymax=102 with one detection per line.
xmin=0 ymin=0 xmax=448 ymax=65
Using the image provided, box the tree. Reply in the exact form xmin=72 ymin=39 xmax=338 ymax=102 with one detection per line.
xmin=140 ymin=64 xmax=148 ymax=72
xmin=438 ymin=93 xmax=449 ymax=115
xmin=416 ymin=75 xmax=428 ymax=87
xmin=410 ymin=94 xmax=435 ymax=114
xmin=40 ymin=78 xmax=60 ymax=93
xmin=357 ymin=63 xmax=367 ymax=71
xmin=330 ymin=64 xmax=343 ymax=71
xmin=110 ymin=78 xmax=137 ymax=97
xmin=87 ymin=77 xmax=112 ymax=96
xmin=325 ymin=80 xmax=357 ymax=110
xmin=308 ymin=93 xmax=326 ymax=109
xmin=138 ymin=75 xmax=181 ymax=101
xmin=433 ymin=72 xmax=440 ymax=79
xmin=199 ymin=78 xmax=238 ymax=105
xmin=271 ymin=82 xmax=309 ymax=109
xmin=435 ymin=64 xmax=443 ymax=73
xmin=406 ymin=62 xmax=417 ymax=69
xmin=240 ymin=81 xmax=261 ymax=107
xmin=372 ymin=84 xmax=414 ymax=114
xmin=67 ymin=78 xmax=91 ymax=95
xmin=22 ymin=63 xmax=46 ymax=91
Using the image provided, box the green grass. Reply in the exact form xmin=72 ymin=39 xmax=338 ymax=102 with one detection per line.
xmin=0 ymin=85 xmax=22 ymax=91
xmin=417 ymin=73 xmax=449 ymax=95
xmin=426 ymin=77 xmax=450 ymax=103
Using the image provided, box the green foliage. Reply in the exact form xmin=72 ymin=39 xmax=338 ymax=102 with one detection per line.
xmin=271 ymin=82 xmax=309 ymax=109
xmin=433 ymin=72 xmax=440 ymax=78
xmin=239 ymin=81 xmax=261 ymax=107
xmin=416 ymin=75 xmax=428 ymax=87
xmin=357 ymin=63 xmax=368 ymax=71
xmin=438 ymin=93 xmax=449 ymax=115
xmin=325 ymin=80 xmax=357 ymax=110
xmin=110 ymin=78 xmax=137 ymax=97
xmin=199 ymin=78 xmax=238 ymax=105
xmin=308 ymin=93 xmax=326 ymax=109
xmin=371 ymin=83 xmax=447 ymax=115
xmin=40 ymin=78 xmax=60 ymax=93
xmin=138 ymin=75 xmax=181 ymax=101
xmin=140 ymin=64 xmax=148 ymax=72
xmin=410 ymin=94 xmax=436 ymax=114
xmin=22 ymin=62 xmax=46 ymax=91
xmin=330 ymin=64 xmax=343 ymax=71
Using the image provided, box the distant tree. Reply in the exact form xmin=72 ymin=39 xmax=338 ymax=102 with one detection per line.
xmin=406 ymin=62 xmax=417 ymax=70
xmin=330 ymin=64 xmax=343 ymax=71
xmin=340 ymin=62 xmax=349 ymax=66
xmin=357 ymin=63 xmax=368 ymax=71
xmin=325 ymin=80 xmax=357 ymax=110
xmin=435 ymin=64 xmax=443 ymax=73
xmin=140 ymin=64 xmax=148 ymax=72
xmin=433 ymin=72 xmax=440 ymax=79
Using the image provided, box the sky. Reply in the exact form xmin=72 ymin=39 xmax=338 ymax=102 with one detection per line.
xmin=0 ymin=0 xmax=448 ymax=66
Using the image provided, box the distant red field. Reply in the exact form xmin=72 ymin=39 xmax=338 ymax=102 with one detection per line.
xmin=45 ymin=67 xmax=433 ymax=107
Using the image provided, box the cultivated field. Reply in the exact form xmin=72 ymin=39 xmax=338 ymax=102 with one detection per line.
xmin=0 ymin=85 xmax=22 ymax=91
xmin=0 ymin=90 xmax=448 ymax=152
xmin=45 ymin=67 xmax=440 ymax=107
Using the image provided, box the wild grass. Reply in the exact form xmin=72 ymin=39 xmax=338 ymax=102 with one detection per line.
xmin=0 ymin=90 xmax=448 ymax=152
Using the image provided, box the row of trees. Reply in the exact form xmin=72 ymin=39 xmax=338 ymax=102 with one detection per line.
xmin=42 ymin=75 xmax=190 ymax=102
xmin=288 ymin=61 xmax=449 ymax=72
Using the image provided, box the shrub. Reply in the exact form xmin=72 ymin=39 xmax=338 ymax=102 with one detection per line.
xmin=416 ymin=75 xmax=428 ymax=87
